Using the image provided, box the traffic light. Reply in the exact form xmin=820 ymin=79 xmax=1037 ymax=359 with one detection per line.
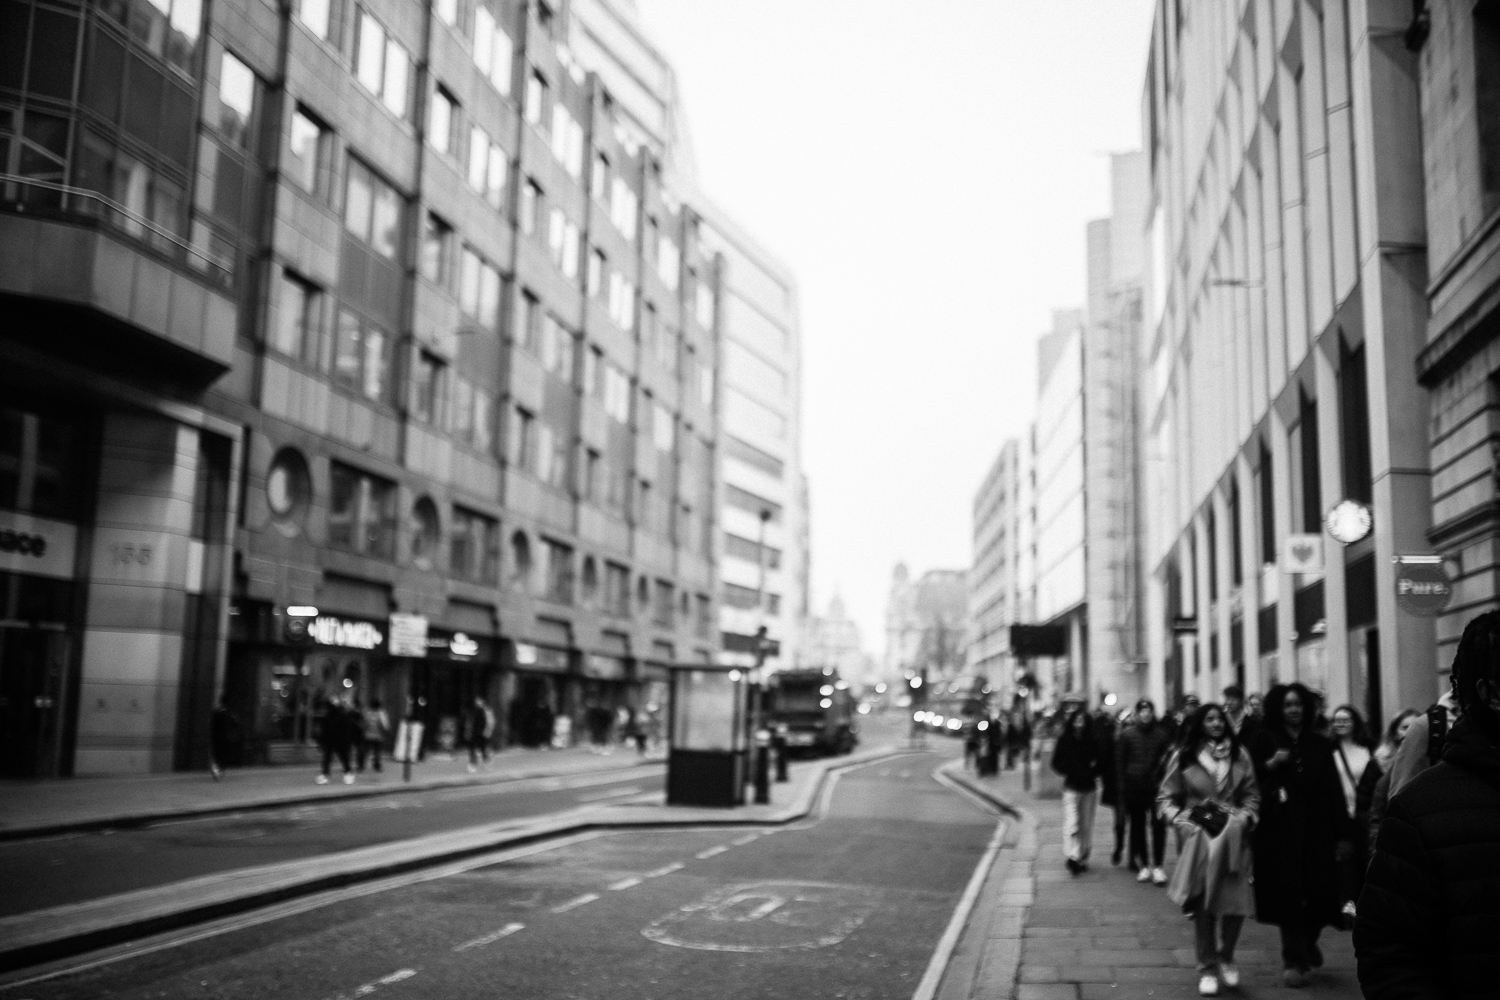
xmin=907 ymin=671 xmax=927 ymax=706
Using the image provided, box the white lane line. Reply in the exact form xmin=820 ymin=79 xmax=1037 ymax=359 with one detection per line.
xmin=452 ymin=923 xmax=525 ymax=952
xmin=607 ymin=876 xmax=644 ymax=891
xmin=551 ymin=892 xmax=600 ymax=913
xmin=730 ymin=834 xmax=760 ymax=846
xmin=347 ymin=967 xmax=418 ymax=998
xmin=695 ymin=845 xmax=728 ymax=859
xmin=643 ymin=862 xmax=684 ymax=878
xmin=575 ymin=786 xmax=640 ymax=803
xmin=910 ymin=819 xmax=1008 ymax=1000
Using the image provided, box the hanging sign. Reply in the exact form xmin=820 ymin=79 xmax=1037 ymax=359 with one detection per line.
xmin=309 ymin=616 xmax=384 ymax=650
xmin=1282 ymin=534 xmax=1324 ymax=575
xmin=388 ymin=613 xmax=430 ymax=657
xmin=1395 ymin=559 xmax=1452 ymax=617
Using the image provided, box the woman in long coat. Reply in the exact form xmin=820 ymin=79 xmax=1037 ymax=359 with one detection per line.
xmin=1249 ymin=683 xmax=1345 ymax=988
xmin=1158 ymin=703 xmax=1260 ymax=997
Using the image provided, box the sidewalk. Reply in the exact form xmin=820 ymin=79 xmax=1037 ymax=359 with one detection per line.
xmin=0 ymin=744 xmax=906 ymax=975
xmin=0 ymin=744 xmax=666 ymax=841
xmin=937 ymin=764 xmax=1362 ymax=1000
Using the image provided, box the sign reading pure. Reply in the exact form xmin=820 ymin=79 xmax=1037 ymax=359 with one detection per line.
xmin=1395 ymin=560 xmax=1452 ymax=617
xmin=309 ymin=616 xmax=384 ymax=649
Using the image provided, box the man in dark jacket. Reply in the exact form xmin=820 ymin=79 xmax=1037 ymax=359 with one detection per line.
xmin=1117 ymin=698 xmax=1173 ymax=884
xmin=1356 ymin=610 xmax=1500 ymax=1000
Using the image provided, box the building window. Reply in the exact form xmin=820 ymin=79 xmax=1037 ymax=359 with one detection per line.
xmin=547 ymin=208 xmax=579 ymax=277
xmin=1340 ymin=344 xmax=1372 ymax=506
xmin=524 ymin=69 xmax=546 ymax=126
xmin=354 ymin=8 xmax=410 ymax=118
xmin=515 ymin=289 xmax=540 ymax=351
xmin=508 ymin=405 xmax=535 ymax=472
xmin=694 ymin=278 xmax=715 ymax=327
xmin=549 ymin=103 xmax=584 ymax=178
xmin=603 ymin=364 xmax=631 ymax=423
xmin=540 ymin=315 xmax=574 ymax=379
xmin=450 ymin=506 xmax=499 ymax=584
xmin=429 ymin=86 xmax=457 ymax=156
xmin=542 ymin=538 xmax=574 ymax=604
xmin=419 ymin=213 xmax=452 ymax=287
xmin=724 ymin=484 xmax=781 ymax=523
xmin=604 ymin=562 xmax=630 ymax=616
xmin=590 ymin=150 xmax=609 ymax=202
xmin=0 ymin=407 xmax=85 ymax=520
xmin=272 ymin=271 xmax=324 ymax=364
xmin=580 ymin=557 xmax=599 ymax=606
xmin=652 ymin=402 xmax=674 ymax=451
xmin=435 ymin=0 xmax=458 ymax=28
xmin=608 ymin=272 xmax=634 ymax=330
xmin=458 ymin=247 xmax=501 ymax=327
xmin=331 ymin=308 xmax=392 ymax=402
xmin=286 ymin=108 xmax=330 ymax=197
xmin=328 ymin=463 xmax=398 ymax=559
xmin=410 ymin=496 xmax=440 ymax=570
xmin=724 ymin=532 xmax=781 ymax=569
xmin=654 ymin=579 xmax=674 ymax=627
xmin=343 ymin=156 xmax=403 ymax=259
xmin=535 ymin=422 xmax=567 ymax=488
xmin=509 ymin=530 xmax=532 ymax=591
xmin=610 ymin=176 xmax=637 ymax=241
xmin=470 ymin=2 xmax=512 ymax=93
xmin=412 ymin=350 xmax=446 ymax=424
xmin=466 ymin=126 xmax=507 ymax=209
xmin=449 ymin=376 xmax=493 ymax=452
xmin=657 ymin=233 xmax=679 ymax=289
xmin=583 ymin=447 xmax=604 ymax=505
xmin=587 ymin=247 xmax=606 ymax=298
xmin=520 ymin=178 xmax=541 ymax=235
xmin=296 ymin=0 xmax=333 ymax=39
xmin=1257 ymin=440 xmax=1275 ymax=566
xmin=695 ymin=594 xmax=712 ymax=638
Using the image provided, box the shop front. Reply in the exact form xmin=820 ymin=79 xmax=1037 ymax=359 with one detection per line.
xmin=402 ymin=620 xmax=500 ymax=755
xmin=225 ymin=603 xmax=391 ymax=765
xmin=505 ymin=641 xmax=575 ymax=747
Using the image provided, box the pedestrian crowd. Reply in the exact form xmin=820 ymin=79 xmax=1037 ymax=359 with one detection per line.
xmin=1035 ymin=607 xmax=1500 ymax=998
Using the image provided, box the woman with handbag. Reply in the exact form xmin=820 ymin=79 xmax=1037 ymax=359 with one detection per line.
xmin=1158 ymin=704 xmax=1261 ymax=996
xmin=1329 ymin=704 xmax=1376 ymax=925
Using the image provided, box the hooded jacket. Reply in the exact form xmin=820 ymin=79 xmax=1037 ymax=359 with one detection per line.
xmin=1116 ymin=720 xmax=1172 ymax=797
xmin=1355 ymin=712 xmax=1500 ymax=1000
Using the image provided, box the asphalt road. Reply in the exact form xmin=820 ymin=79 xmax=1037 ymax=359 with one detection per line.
xmin=1 ymin=766 xmax=664 ymax=917
xmin=5 ymin=751 xmax=999 ymax=1000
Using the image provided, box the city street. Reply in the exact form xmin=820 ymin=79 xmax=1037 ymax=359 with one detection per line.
xmin=1 ymin=750 xmax=999 ymax=1000
xmin=0 ymin=766 xmax=664 ymax=917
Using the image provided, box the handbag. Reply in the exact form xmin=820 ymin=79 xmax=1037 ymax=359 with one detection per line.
xmin=1187 ymin=799 xmax=1230 ymax=838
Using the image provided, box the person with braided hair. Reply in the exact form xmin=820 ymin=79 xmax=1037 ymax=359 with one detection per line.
xmin=1356 ymin=609 xmax=1500 ymax=1000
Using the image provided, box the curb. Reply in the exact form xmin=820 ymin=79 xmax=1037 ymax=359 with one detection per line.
xmin=934 ymin=761 xmax=1023 ymax=818
xmin=0 ymin=755 xmax=668 ymax=843
xmin=0 ymin=745 xmax=907 ymax=975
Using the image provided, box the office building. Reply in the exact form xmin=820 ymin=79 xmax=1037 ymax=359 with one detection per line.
xmin=0 ymin=0 xmax=786 ymax=775
xmin=1139 ymin=0 xmax=1434 ymax=719
xmin=968 ymin=438 xmax=1024 ymax=689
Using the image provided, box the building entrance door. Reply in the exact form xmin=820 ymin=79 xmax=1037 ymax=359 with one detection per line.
xmin=0 ymin=624 xmax=73 ymax=778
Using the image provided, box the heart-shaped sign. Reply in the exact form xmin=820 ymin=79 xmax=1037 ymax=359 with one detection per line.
xmin=1292 ymin=543 xmax=1314 ymax=563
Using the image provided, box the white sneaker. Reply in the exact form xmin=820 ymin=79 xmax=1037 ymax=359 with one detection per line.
xmin=1198 ymin=973 xmax=1220 ymax=996
xmin=1219 ymin=963 xmax=1239 ymax=988
xmin=315 ymin=774 xmax=329 ymax=785
xmin=342 ymin=773 xmax=355 ymax=784
xmin=1152 ymin=867 xmax=1168 ymax=885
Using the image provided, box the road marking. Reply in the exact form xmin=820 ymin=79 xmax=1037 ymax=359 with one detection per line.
xmin=575 ymin=786 xmax=640 ymax=803
xmin=695 ymin=845 xmax=728 ymax=859
xmin=552 ymin=892 xmax=600 ymax=912
xmin=643 ymin=862 xmax=684 ymax=878
xmin=608 ymin=876 xmax=644 ymax=891
xmin=643 ymin=881 xmax=878 ymax=953
xmin=452 ymin=923 xmax=524 ymax=952
xmin=345 ymin=967 xmax=417 ymax=998
xmin=730 ymin=834 xmax=759 ymax=846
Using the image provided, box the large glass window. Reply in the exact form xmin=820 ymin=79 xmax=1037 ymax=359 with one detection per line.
xmin=470 ymin=1 xmax=511 ymax=93
xmin=458 ymin=247 xmax=501 ymax=327
xmin=332 ymin=308 xmax=392 ymax=403
xmin=295 ymin=0 xmax=331 ymax=39
xmin=429 ymin=86 xmax=456 ymax=156
xmin=542 ymin=538 xmax=573 ymax=604
xmin=354 ymin=8 xmax=410 ymax=118
xmin=286 ymin=108 xmax=329 ymax=197
xmin=272 ymin=271 xmax=324 ymax=364
xmin=343 ymin=157 xmax=402 ymax=259
xmin=328 ymin=463 xmax=398 ymax=559
xmin=450 ymin=507 xmax=499 ymax=584
xmin=0 ymin=407 xmax=84 ymax=521
xmin=419 ymin=212 xmax=452 ymax=286
xmin=412 ymin=351 xmax=446 ymax=425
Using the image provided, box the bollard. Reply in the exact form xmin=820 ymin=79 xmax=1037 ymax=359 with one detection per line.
xmin=773 ymin=730 xmax=789 ymax=782
xmin=753 ymin=728 xmax=772 ymax=804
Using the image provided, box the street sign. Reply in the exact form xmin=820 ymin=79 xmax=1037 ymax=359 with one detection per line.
xmin=388 ymin=613 xmax=429 ymax=657
xmin=1395 ymin=560 xmax=1452 ymax=617
xmin=1283 ymin=534 xmax=1324 ymax=574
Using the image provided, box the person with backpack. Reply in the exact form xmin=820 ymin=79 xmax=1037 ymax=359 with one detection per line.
xmin=357 ymin=698 xmax=389 ymax=774
xmin=1356 ymin=608 xmax=1500 ymax=999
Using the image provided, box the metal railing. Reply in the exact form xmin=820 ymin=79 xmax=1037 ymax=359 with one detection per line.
xmin=0 ymin=173 xmax=223 ymax=273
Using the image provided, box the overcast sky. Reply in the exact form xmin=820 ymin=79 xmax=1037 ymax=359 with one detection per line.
xmin=635 ymin=0 xmax=1157 ymax=655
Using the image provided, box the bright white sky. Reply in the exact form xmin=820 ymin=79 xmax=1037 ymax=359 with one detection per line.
xmin=635 ymin=0 xmax=1157 ymax=654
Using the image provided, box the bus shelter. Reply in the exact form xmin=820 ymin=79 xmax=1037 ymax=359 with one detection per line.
xmin=666 ymin=663 xmax=749 ymax=807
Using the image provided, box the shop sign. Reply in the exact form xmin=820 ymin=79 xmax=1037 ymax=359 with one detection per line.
xmin=1395 ymin=558 xmax=1452 ymax=617
xmin=0 ymin=511 xmax=77 ymax=581
xmin=583 ymin=654 xmax=628 ymax=680
xmin=514 ymin=642 xmax=570 ymax=672
xmin=309 ymin=615 xmax=384 ymax=649
xmin=426 ymin=631 xmax=485 ymax=660
xmin=389 ymin=613 xmax=429 ymax=657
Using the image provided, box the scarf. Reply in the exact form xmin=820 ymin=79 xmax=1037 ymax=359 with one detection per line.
xmin=1198 ymin=740 xmax=1232 ymax=793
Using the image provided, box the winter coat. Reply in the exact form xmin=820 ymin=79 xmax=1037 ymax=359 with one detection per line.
xmin=1248 ymin=725 xmax=1345 ymax=928
xmin=1355 ymin=712 xmax=1500 ymax=1000
xmin=1157 ymin=742 xmax=1260 ymax=916
xmin=1116 ymin=721 xmax=1173 ymax=799
xmin=1051 ymin=728 xmax=1102 ymax=793
xmin=1095 ymin=716 xmax=1121 ymax=807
